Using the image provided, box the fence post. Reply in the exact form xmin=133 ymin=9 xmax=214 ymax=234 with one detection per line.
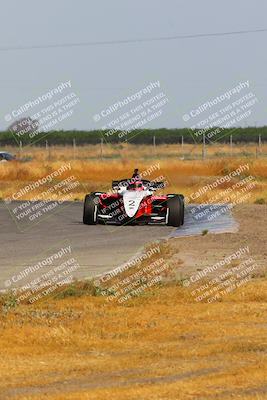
xmin=153 ymin=136 xmax=156 ymax=153
xmin=181 ymin=135 xmax=184 ymax=148
xmin=230 ymin=134 xmax=233 ymax=156
xmin=258 ymin=134 xmax=262 ymax=154
xmin=202 ymin=133 xmax=206 ymax=160
xmin=100 ymin=138 xmax=103 ymax=160
xmin=19 ymin=141 xmax=22 ymax=159
xmin=73 ymin=138 xmax=76 ymax=160
xmin=45 ymin=140 xmax=49 ymax=160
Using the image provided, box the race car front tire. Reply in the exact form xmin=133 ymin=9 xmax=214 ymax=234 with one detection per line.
xmin=83 ymin=194 xmax=98 ymax=225
xmin=167 ymin=195 xmax=184 ymax=227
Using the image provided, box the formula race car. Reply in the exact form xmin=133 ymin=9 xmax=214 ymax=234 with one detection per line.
xmin=83 ymin=178 xmax=184 ymax=227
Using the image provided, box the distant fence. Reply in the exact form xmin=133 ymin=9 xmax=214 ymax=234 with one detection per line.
xmin=0 ymin=127 xmax=267 ymax=146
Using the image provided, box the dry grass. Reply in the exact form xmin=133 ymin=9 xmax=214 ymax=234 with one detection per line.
xmin=0 ymin=277 xmax=266 ymax=399
xmin=0 ymin=144 xmax=267 ymax=203
xmin=0 ymin=195 xmax=266 ymax=399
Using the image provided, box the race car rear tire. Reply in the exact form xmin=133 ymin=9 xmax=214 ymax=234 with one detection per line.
xmin=181 ymin=196 xmax=185 ymax=225
xmin=83 ymin=194 xmax=98 ymax=225
xmin=167 ymin=195 xmax=184 ymax=227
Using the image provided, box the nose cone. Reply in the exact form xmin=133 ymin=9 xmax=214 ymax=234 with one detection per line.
xmin=123 ymin=191 xmax=146 ymax=217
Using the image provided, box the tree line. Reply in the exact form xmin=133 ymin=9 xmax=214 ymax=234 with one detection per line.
xmin=0 ymin=127 xmax=266 ymax=146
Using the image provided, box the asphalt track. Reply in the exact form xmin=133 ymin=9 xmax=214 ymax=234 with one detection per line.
xmin=0 ymin=202 xmax=237 ymax=290
xmin=0 ymin=202 xmax=174 ymax=290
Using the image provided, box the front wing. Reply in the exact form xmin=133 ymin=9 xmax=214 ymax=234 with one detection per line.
xmin=96 ymin=194 xmax=168 ymax=225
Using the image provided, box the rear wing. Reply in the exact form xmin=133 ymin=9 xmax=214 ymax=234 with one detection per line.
xmin=112 ymin=180 xmax=120 ymax=189
xmin=112 ymin=179 xmax=168 ymax=190
xmin=148 ymin=181 xmax=167 ymax=190
xmin=112 ymin=178 xmax=145 ymax=189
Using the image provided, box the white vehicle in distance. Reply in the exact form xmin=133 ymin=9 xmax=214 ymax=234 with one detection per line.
xmin=0 ymin=152 xmax=16 ymax=162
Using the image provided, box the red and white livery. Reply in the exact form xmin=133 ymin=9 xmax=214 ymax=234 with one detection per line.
xmin=83 ymin=178 xmax=184 ymax=227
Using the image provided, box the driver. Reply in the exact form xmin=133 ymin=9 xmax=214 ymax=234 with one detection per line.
xmin=128 ymin=181 xmax=144 ymax=190
xmin=132 ymin=168 xmax=141 ymax=180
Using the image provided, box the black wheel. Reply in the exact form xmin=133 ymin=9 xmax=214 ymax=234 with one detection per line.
xmin=167 ymin=195 xmax=184 ymax=227
xmin=180 ymin=195 xmax=185 ymax=225
xmin=83 ymin=194 xmax=98 ymax=225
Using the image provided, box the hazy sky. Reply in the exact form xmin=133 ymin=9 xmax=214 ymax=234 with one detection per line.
xmin=1 ymin=0 xmax=267 ymax=131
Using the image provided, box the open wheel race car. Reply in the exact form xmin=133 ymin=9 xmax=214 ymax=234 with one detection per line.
xmin=83 ymin=178 xmax=184 ymax=227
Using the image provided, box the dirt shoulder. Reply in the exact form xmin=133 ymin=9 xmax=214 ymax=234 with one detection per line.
xmin=169 ymin=204 xmax=267 ymax=279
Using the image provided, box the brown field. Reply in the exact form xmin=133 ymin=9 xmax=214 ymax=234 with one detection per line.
xmin=0 ymin=274 xmax=266 ymax=399
xmin=0 ymin=143 xmax=267 ymax=203
xmin=0 ymin=204 xmax=266 ymax=399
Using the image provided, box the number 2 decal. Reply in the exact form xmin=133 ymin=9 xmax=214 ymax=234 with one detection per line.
xmin=129 ymin=200 xmax=135 ymax=208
